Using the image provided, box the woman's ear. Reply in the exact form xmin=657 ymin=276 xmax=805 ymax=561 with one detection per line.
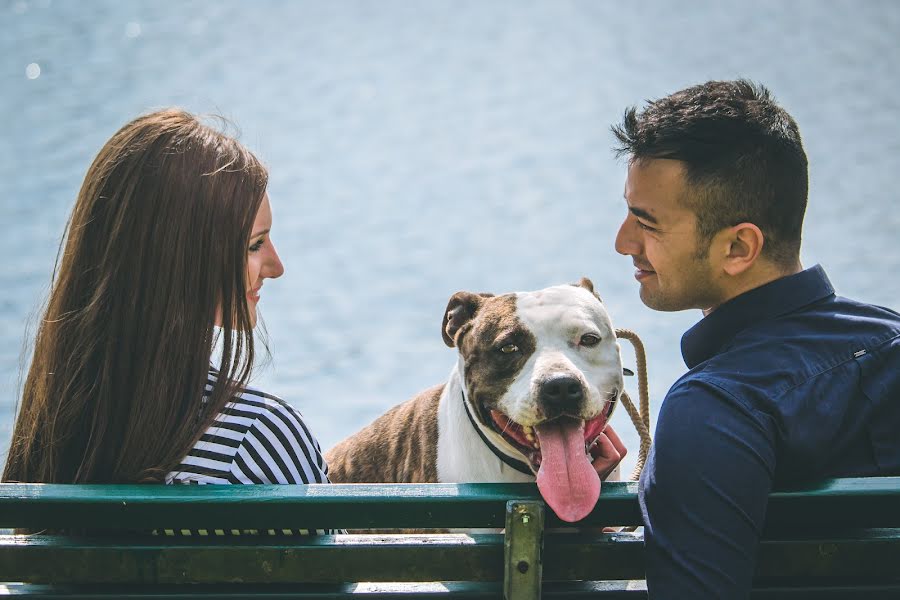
xmin=722 ymin=222 xmax=765 ymax=276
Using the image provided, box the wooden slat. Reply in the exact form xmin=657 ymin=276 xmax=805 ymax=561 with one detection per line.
xmin=543 ymin=531 xmax=646 ymax=581
xmin=0 ymin=482 xmax=643 ymax=530
xmin=2 ymin=477 xmax=897 ymax=531
xmin=0 ymin=581 xmax=650 ymax=599
xmin=764 ymin=477 xmax=900 ymax=528
xmin=4 ymin=529 xmax=898 ymax=585
xmin=0 ymin=582 xmax=524 ymax=599
xmin=4 ymin=581 xmax=900 ymax=599
xmin=754 ymin=529 xmax=900 ymax=579
xmin=0 ymin=534 xmax=504 ymax=584
xmin=542 ymin=529 xmax=900 ymax=581
xmin=0 ymin=582 xmax=508 ymax=599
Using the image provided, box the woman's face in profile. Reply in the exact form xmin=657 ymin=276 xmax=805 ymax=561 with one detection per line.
xmin=245 ymin=194 xmax=284 ymax=327
xmin=213 ymin=193 xmax=284 ymax=329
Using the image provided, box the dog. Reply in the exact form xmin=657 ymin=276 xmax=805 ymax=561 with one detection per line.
xmin=325 ymin=278 xmax=625 ymax=522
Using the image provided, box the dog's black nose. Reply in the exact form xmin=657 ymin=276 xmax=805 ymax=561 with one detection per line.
xmin=539 ymin=375 xmax=584 ymax=410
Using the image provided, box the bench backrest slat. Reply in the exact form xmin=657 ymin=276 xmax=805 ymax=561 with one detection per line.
xmin=3 ymin=530 xmax=898 ymax=585
xmin=0 ymin=482 xmax=642 ymax=530
xmin=2 ymin=477 xmax=897 ymax=530
xmin=0 ymin=533 xmax=505 ymax=584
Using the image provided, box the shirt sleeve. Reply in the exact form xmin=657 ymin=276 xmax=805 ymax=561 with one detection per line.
xmin=639 ymin=377 xmax=777 ymax=599
xmin=229 ymin=401 xmax=332 ymax=485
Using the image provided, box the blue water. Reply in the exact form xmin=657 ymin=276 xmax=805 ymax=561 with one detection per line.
xmin=2 ymin=0 xmax=899 ymax=475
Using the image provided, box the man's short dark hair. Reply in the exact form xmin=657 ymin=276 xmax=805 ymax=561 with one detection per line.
xmin=612 ymin=79 xmax=808 ymax=265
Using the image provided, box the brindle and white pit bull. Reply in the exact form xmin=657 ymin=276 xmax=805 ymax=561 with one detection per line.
xmin=326 ymin=278 xmax=625 ymax=522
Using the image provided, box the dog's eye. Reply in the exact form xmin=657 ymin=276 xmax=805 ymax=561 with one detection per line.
xmin=499 ymin=343 xmax=520 ymax=354
xmin=580 ymin=333 xmax=601 ymax=347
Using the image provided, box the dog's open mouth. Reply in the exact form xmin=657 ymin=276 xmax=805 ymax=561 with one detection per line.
xmin=487 ymin=407 xmax=613 ymax=523
xmin=488 ymin=410 xmax=609 ymax=471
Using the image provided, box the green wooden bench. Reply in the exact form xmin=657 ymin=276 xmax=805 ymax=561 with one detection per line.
xmin=1 ymin=477 xmax=898 ymax=598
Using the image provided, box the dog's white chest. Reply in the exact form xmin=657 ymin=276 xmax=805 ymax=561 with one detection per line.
xmin=435 ymin=364 xmax=535 ymax=484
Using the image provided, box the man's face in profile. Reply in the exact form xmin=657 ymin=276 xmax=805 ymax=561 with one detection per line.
xmin=615 ymin=159 xmax=725 ymax=312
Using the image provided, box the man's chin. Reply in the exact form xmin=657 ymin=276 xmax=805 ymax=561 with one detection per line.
xmin=639 ymin=285 xmax=688 ymax=312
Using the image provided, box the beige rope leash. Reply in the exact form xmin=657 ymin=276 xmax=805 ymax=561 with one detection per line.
xmin=615 ymin=328 xmax=653 ymax=482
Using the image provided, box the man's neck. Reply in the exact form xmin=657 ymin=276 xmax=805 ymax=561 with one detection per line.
xmin=702 ymin=259 xmax=803 ymax=317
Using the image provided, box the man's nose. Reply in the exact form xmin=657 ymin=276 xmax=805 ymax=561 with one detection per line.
xmin=615 ymin=216 xmax=640 ymax=257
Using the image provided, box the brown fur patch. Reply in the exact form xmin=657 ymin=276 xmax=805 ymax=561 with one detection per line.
xmin=458 ymin=294 xmax=536 ymax=421
xmin=325 ymin=384 xmax=443 ymax=483
xmin=325 ymin=293 xmax=536 ymax=484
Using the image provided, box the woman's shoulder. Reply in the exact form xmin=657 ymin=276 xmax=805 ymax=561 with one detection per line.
xmin=206 ymin=368 xmax=306 ymax=423
xmin=220 ymin=383 xmax=318 ymax=451
xmin=168 ymin=372 xmax=326 ymax=486
xmin=229 ymin=383 xmax=301 ymax=417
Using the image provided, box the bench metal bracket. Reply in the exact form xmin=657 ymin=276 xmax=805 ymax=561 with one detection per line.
xmin=504 ymin=500 xmax=544 ymax=600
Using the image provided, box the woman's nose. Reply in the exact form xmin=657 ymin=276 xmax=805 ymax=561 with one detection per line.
xmin=265 ymin=243 xmax=285 ymax=279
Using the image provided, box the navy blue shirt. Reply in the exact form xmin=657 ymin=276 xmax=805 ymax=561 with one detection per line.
xmin=639 ymin=265 xmax=900 ymax=598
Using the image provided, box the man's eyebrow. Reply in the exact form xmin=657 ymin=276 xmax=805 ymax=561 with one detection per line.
xmin=250 ymin=228 xmax=270 ymax=239
xmin=628 ymin=206 xmax=658 ymax=224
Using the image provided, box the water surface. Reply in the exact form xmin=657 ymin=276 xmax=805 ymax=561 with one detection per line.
xmin=2 ymin=0 xmax=899 ymax=474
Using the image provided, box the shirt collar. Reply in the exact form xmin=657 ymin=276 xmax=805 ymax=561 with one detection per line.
xmin=681 ymin=264 xmax=835 ymax=369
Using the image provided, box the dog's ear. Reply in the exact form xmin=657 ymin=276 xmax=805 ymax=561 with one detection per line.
xmin=575 ymin=277 xmax=595 ymax=293
xmin=572 ymin=277 xmax=603 ymax=303
xmin=442 ymin=291 xmax=492 ymax=347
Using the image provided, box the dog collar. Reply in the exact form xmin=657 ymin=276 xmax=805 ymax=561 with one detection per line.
xmin=459 ymin=389 xmax=534 ymax=477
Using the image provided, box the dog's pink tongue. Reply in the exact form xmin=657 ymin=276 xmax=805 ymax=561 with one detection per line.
xmin=534 ymin=419 xmax=600 ymax=522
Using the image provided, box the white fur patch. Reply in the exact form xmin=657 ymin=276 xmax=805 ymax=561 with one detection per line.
xmin=436 ymin=361 xmax=534 ymax=483
xmin=502 ymin=285 xmax=624 ymax=424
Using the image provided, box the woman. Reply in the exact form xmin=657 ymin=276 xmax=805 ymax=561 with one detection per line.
xmin=2 ymin=109 xmax=329 ymax=491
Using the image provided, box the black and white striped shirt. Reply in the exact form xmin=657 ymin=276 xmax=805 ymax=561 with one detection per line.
xmin=161 ymin=369 xmax=335 ymax=536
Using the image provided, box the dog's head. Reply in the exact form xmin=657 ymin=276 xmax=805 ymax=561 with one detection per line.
xmin=442 ymin=277 xmax=624 ymax=522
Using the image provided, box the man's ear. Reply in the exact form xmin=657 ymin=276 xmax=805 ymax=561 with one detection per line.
xmin=720 ymin=222 xmax=765 ymax=276
xmin=442 ymin=292 xmax=493 ymax=347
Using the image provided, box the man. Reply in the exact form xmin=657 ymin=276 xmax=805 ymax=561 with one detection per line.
xmin=611 ymin=79 xmax=900 ymax=598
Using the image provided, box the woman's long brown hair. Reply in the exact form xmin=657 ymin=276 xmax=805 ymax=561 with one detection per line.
xmin=2 ymin=109 xmax=267 ymax=483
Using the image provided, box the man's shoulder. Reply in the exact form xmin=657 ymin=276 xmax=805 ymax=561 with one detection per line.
xmin=804 ymin=293 xmax=900 ymax=332
xmin=669 ymin=295 xmax=900 ymax=441
xmin=761 ymin=292 xmax=900 ymax=339
xmin=719 ymin=294 xmax=899 ymax=385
